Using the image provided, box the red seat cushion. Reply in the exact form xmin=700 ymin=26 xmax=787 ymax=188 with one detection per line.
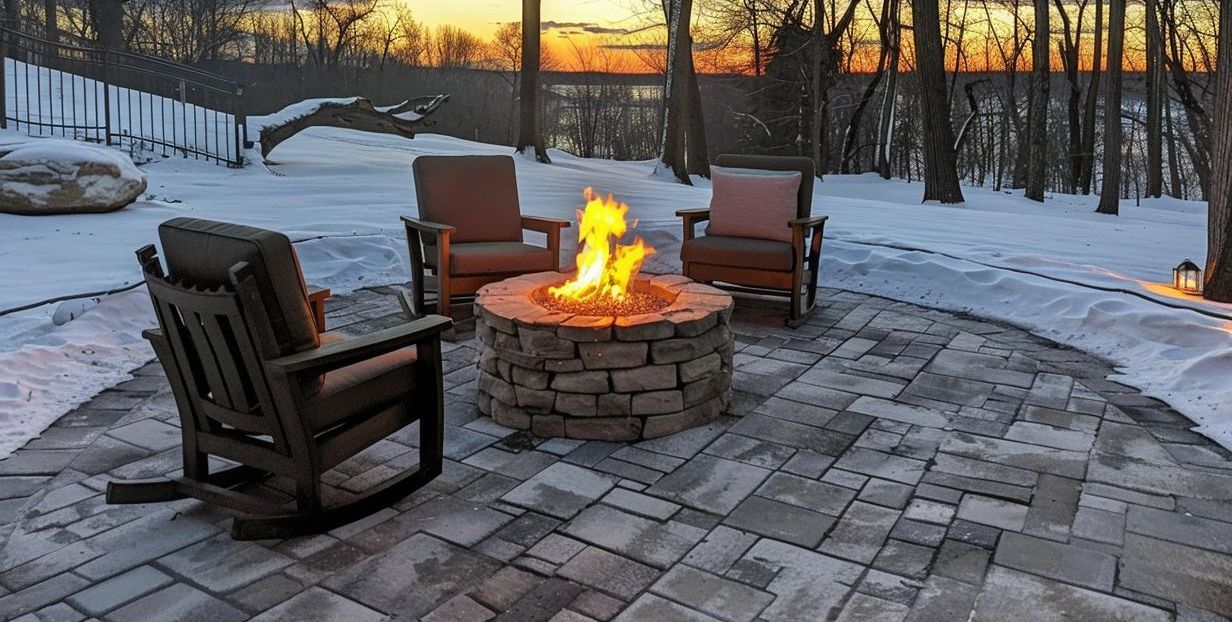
xmin=449 ymin=242 xmax=555 ymax=276
xmin=303 ymin=346 xmax=418 ymax=432
xmin=681 ymin=235 xmax=795 ymax=272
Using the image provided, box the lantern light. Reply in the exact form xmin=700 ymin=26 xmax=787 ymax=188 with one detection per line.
xmin=1173 ymin=259 xmax=1202 ymax=295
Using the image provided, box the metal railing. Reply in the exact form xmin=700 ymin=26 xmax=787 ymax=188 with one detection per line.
xmin=1 ymin=26 xmax=246 ymax=167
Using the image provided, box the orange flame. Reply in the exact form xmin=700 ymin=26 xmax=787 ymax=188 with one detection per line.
xmin=550 ymin=188 xmax=654 ymax=302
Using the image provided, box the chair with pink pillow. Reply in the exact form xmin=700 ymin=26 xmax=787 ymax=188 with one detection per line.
xmin=677 ymin=154 xmax=827 ymax=327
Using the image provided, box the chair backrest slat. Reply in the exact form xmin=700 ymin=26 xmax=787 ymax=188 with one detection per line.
xmin=142 ymin=260 xmax=288 ymax=446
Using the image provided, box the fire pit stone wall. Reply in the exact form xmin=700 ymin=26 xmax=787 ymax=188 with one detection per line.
xmin=474 ymin=271 xmax=735 ymax=441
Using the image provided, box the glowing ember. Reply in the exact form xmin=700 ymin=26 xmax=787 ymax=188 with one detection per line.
xmin=549 ymin=188 xmax=655 ymax=305
xmin=535 ymin=288 xmax=670 ymax=316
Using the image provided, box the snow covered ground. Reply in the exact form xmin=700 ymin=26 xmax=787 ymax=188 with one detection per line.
xmin=2 ymin=124 xmax=1231 ymax=458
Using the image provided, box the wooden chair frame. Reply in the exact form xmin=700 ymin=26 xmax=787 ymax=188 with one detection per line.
xmin=402 ymin=215 xmax=569 ymax=316
xmin=678 ymin=209 xmax=828 ymax=328
xmin=107 ymin=245 xmax=452 ymax=540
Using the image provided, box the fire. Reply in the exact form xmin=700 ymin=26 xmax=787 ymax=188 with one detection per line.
xmin=550 ymin=188 xmax=654 ymax=302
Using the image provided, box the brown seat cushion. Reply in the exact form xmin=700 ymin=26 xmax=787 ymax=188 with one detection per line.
xmin=681 ymin=235 xmax=795 ymax=272
xmin=303 ymin=346 xmax=418 ymax=432
xmin=450 ymin=242 xmax=555 ymax=276
xmin=158 ymin=218 xmax=318 ymax=356
xmin=413 ymin=155 xmax=524 ymax=243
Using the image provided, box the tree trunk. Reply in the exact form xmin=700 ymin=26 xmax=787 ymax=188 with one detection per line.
xmin=658 ymin=0 xmax=692 ymax=184
xmin=876 ymin=0 xmax=901 ymax=179
xmin=843 ymin=0 xmax=895 ymax=174
xmin=515 ymin=0 xmax=550 ymax=163
xmin=44 ymin=0 xmax=58 ymax=42
xmin=1096 ymin=0 xmax=1125 ymax=215
xmin=1024 ymin=0 xmax=1049 ymax=202
xmin=1145 ymin=0 xmax=1164 ymax=198
xmin=911 ymin=0 xmax=964 ymax=203
xmin=1054 ymin=0 xmax=1082 ymax=194
xmin=91 ymin=0 xmax=125 ymax=50
xmin=1166 ymin=101 xmax=1184 ymax=198
xmin=1204 ymin=0 xmax=1232 ymax=300
xmin=1079 ymin=0 xmax=1102 ymax=194
xmin=684 ymin=34 xmax=710 ymax=177
xmin=811 ymin=0 xmax=824 ymax=174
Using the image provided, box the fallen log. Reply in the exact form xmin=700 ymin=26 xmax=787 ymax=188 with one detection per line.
xmin=255 ymin=95 xmax=449 ymax=159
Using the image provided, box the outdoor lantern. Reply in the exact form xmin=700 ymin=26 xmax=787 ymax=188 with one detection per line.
xmin=1173 ymin=259 xmax=1203 ymax=295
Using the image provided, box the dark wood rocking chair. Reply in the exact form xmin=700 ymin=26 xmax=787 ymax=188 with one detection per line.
xmin=402 ymin=155 xmax=570 ymax=317
xmin=106 ymin=218 xmax=452 ymax=540
xmin=678 ymin=154 xmax=828 ymax=327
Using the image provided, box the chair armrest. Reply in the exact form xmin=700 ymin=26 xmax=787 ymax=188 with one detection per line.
xmin=676 ymin=208 xmax=711 ymax=222
xmin=522 ymin=216 xmax=570 ymax=271
xmin=789 ymin=215 xmax=829 ymax=229
xmin=677 ymin=209 xmax=710 ymax=242
xmin=401 ymin=215 xmax=455 ymax=238
xmin=268 ymin=315 xmax=453 ymax=375
xmin=307 ymin=287 xmax=331 ymax=333
xmin=521 ymin=216 xmax=570 ymax=234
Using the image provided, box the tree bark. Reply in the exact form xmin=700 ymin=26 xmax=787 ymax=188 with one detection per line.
xmin=911 ymin=0 xmax=964 ymax=203
xmin=258 ymin=96 xmax=448 ymax=160
xmin=1144 ymin=0 xmax=1163 ymax=198
xmin=1095 ymin=0 xmax=1125 ymax=215
xmin=1054 ymin=0 xmax=1082 ymax=194
xmin=876 ymin=0 xmax=901 ymax=179
xmin=1204 ymin=0 xmax=1232 ymax=300
xmin=658 ymin=0 xmax=692 ymax=184
xmin=1079 ymin=0 xmax=1102 ymax=194
xmin=1024 ymin=0 xmax=1049 ymax=201
xmin=684 ymin=33 xmax=710 ymax=177
xmin=44 ymin=0 xmax=58 ymax=42
xmin=515 ymin=0 xmax=550 ymax=163
xmin=91 ymin=0 xmax=125 ymax=50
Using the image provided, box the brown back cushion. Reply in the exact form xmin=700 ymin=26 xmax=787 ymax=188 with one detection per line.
xmin=412 ymin=155 xmax=524 ymax=243
xmin=714 ymin=154 xmax=815 ymax=219
xmin=159 ymin=218 xmax=318 ymax=356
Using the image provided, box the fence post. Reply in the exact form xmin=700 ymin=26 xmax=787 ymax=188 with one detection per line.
xmin=1 ymin=28 xmax=7 ymax=130
xmin=101 ymin=49 xmax=112 ymax=145
xmin=233 ymin=83 xmax=246 ymax=167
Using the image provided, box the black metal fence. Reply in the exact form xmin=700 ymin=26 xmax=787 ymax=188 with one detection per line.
xmin=1 ymin=26 xmax=246 ymax=167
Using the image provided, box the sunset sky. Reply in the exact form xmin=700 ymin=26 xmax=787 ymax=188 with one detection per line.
xmin=397 ymin=1 xmax=1190 ymax=75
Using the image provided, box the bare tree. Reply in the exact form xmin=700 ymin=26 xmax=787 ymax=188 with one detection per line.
xmin=515 ymin=0 xmax=549 ymax=162
xmin=90 ymin=0 xmax=125 ymax=48
xmin=1095 ymin=0 xmax=1125 ymax=215
xmin=911 ymin=0 xmax=964 ymax=203
xmin=1054 ymin=0 xmax=1087 ymax=194
xmin=1145 ymin=0 xmax=1164 ymax=198
xmin=1024 ymin=0 xmax=1048 ymax=201
xmin=658 ymin=0 xmax=693 ymax=183
xmin=1078 ymin=0 xmax=1102 ymax=194
xmin=1205 ymin=0 xmax=1232 ymax=300
xmin=876 ymin=0 xmax=902 ymax=179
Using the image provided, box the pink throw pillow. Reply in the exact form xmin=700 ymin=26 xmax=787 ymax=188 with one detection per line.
xmin=707 ymin=166 xmax=802 ymax=243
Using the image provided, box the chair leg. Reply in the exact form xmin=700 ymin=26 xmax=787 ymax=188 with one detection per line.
xmin=437 ymin=272 xmax=452 ymax=317
xmin=230 ymin=461 xmax=436 ymax=540
xmin=106 ymin=464 xmax=270 ymax=507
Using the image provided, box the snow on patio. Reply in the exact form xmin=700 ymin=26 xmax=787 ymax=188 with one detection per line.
xmin=1 ymin=126 xmax=1231 ymax=457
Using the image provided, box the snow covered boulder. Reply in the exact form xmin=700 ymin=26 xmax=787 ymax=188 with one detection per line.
xmin=0 ymin=139 xmax=147 ymax=215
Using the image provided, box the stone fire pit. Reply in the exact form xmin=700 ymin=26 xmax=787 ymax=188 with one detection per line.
xmin=474 ymin=271 xmax=734 ymax=441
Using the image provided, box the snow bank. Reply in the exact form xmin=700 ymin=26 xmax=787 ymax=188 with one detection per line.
xmin=0 ymin=291 xmax=153 ymax=457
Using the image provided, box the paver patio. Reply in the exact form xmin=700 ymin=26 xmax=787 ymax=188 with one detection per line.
xmin=2 ymin=286 xmax=1231 ymax=621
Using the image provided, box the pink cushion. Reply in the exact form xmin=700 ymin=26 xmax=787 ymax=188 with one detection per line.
xmin=707 ymin=166 xmax=802 ymax=243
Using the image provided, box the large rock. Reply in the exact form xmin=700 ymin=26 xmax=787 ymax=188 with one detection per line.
xmin=0 ymin=139 xmax=146 ymax=215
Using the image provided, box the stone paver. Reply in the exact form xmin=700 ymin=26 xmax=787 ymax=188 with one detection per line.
xmin=2 ymin=287 xmax=1230 ymax=621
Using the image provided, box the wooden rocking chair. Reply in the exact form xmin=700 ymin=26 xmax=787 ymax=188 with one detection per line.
xmin=106 ymin=218 xmax=452 ymax=540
